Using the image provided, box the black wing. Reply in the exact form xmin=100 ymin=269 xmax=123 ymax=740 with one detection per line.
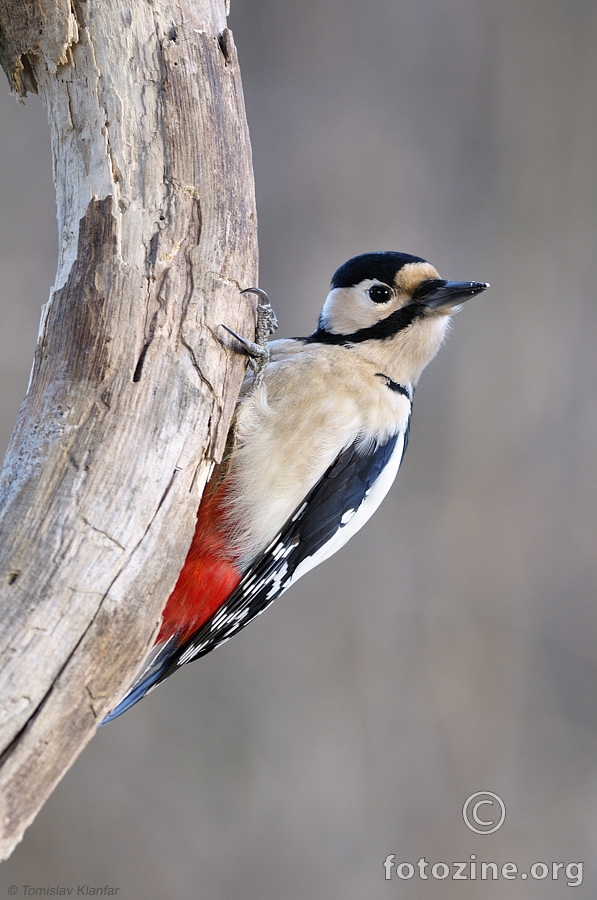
xmin=102 ymin=429 xmax=406 ymax=723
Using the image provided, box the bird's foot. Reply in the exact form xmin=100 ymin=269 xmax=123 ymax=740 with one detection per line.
xmin=220 ymin=288 xmax=278 ymax=387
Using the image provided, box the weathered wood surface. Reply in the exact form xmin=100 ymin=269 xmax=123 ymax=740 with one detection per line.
xmin=0 ymin=0 xmax=257 ymax=858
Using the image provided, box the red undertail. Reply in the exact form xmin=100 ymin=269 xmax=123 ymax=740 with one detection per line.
xmin=157 ymin=480 xmax=242 ymax=644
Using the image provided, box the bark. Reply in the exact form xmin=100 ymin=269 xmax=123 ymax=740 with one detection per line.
xmin=0 ymin=0 xmax=257 ymax=858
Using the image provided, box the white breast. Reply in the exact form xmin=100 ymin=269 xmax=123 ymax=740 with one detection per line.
xmin=226 ymin=343 xmax=411 ymax=568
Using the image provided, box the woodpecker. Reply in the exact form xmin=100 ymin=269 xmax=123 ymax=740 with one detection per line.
xmin=103 ymin=252 xmax=488 ymax=722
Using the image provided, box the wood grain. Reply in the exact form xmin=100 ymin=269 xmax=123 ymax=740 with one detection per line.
xmin=0 ymin=0 xmax=257 ymax=857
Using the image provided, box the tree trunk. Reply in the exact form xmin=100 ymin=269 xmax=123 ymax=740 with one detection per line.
xmin=0 ymin=0 xmax=257 ymax=858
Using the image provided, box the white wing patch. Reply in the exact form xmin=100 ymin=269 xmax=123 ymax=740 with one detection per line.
xmin=287 ymin=431 xmax=405 ymax=587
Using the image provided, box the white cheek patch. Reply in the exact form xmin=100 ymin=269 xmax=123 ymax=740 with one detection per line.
xmin=320 ymin=282 xmax=394 ymax=334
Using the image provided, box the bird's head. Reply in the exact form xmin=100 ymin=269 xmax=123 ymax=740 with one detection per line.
xmin=313 ymin=251 xmax=488 ymax=384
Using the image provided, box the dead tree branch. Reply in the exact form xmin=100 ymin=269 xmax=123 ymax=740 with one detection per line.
xmin=0 ymin=0 xmax=257 ymax=857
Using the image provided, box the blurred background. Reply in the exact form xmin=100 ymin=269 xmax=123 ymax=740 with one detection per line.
xmin=1 ymin=0 xmax=597 ymax=896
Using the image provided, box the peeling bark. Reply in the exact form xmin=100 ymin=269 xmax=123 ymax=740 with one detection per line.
xmin=0 ymin=0 xmax=257 ymax=858
xmin=0 ymin=0 xmax=78 ymax=94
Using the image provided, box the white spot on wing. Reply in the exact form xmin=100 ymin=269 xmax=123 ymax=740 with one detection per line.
xmin=210 ymin=605 xmax=230 ymax=630
xmin=292 ymin=501 xmax=308 ymax=521
xmin=265 ymin=561 xmax=289 ymax=600
xmin=272 ymin=541 xmax=293 ymax=560
xmin=178 ymin=643 xmax=202 ymax=665
xmin=222 ymin=607 xmax=250 ymax=626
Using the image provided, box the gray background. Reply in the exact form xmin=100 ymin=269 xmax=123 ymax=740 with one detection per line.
xmin=2 ymin=1 xmax=597 ymax=897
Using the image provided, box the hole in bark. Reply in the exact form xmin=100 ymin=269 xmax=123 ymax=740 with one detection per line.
xmin=8 ymin=572 xmax=20 ymax=585
xmin=218 ymin=30 xmax=232 ymax=63
xmin=19 ymin=55 xmax=38 ymax=93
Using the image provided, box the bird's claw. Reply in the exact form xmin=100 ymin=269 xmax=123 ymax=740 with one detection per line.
xmin=219 ymin=287 xmax=278 ymax=387
xmin=241 ymin=287 xmax=278 ymax=347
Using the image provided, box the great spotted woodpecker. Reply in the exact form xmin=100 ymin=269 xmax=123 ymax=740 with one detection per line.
xmin=103 ymin=252 xmax=488 ymax=722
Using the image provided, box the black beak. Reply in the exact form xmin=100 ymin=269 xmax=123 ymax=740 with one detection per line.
xmin=414 ymin=278 xmax=489 ymax=310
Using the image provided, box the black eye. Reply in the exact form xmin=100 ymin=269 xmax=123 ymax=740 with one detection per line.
xmin=368 ymin=284 xmax=392 ymax=303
